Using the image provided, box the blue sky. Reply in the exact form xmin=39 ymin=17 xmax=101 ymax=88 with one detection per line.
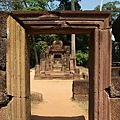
xmin=80 ymin=0 xmax=115 ymax=10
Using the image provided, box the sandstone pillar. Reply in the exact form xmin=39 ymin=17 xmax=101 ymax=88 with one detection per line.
xmin=6 ymin=16 xmax=31 ymax=120
xmin=89 ymin=28 xmax=111 ymax=120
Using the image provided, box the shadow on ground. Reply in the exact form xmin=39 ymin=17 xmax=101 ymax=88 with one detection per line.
xmin=31 ymin=115 xmax=85 ymax=120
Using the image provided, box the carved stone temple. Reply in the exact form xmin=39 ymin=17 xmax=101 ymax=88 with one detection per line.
xmin=34 ymin=40 xmax=80 ymax=80
xmin=0 ymin=10 xmax=112 ymax=120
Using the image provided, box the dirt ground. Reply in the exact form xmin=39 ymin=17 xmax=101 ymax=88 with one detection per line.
xmin=30 ymin=69 xmax=88 ymax=120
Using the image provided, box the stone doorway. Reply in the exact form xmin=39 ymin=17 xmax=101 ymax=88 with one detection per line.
xmin=6 ymin=11 xmax=111 ymax=120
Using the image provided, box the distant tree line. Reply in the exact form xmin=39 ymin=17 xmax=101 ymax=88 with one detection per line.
xmin=95 ymin=0 xmax=120 ymax=62
xmin=0 ymin=0 xmax=120 ymax=67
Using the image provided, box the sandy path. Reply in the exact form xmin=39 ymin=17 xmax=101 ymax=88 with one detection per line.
xmin=30 ymin=69 xmax=88 ymax=120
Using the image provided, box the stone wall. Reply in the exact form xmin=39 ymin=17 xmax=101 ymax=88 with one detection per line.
xmin=112 ymin=15 xmax=120 ymax=42
xmin=72 ymin=67 xmax=120 ymax=119
xmin=111 ymin=15 xmax=120 ymax=120
xmin=110 ymin=67 xmax=120 ymax=120
xmin=0 ymin=11 xmax=9 ymax=120
xmin=72 ymin=80 xmax=89 ymax=101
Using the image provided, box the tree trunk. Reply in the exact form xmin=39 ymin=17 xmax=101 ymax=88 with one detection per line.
xmin=71 ymin=0 xmax=76 ymax=65
xmin=32 ymin=35 xmax=39 ymax=65
xmin=71 ymin=0 xmax=75 ymax=10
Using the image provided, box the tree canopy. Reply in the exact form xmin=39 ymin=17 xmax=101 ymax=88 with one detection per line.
xmin=94 ymin=0 xmax=120 ymax=22
xmin=0 ymin=0 xmax=49 ymax=10
xmin=1 ymin=0 xmax=119 ymax=66
xmin=56 ymin=0 xmax=81 ymax=10
xmin=95 ymin=1 xmax=120 ymax=62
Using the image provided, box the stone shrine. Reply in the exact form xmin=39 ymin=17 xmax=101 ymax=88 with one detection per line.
xmin=34 ymin=40 xmax=80 ymax=80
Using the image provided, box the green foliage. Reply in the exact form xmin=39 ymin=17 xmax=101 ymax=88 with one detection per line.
xmin=112 ymin=41 xmax=120 ymax=62
xmin=23 ymin=0 xmax=48 ymax=10
xmin=29 ymin=35 xmax=47 ymax=67
xmin=56 ymin=0 xmax=81 ymax=10
xmin=94 ymin=1 xmax=120 ymax=62
xmin=75 ymin=34 xmax=89 ymax=67
xmin=25 ymin=6 xmax=43 ymax=10
xmin=0 ymin=0 xmax=90 ymax=67
xmin=57 ymin=34 xmax=89 ymax=67
xmin=0 ymin=0 xmax=49 ymax=10
xmin=94 ymin=0 xmax=120 ymax=21
xmin=57 ymin=34 xmax=71 ymax=46
xmin=29 ymin=34 xmax=58 ymax=67
xmin=36 ymin=41 xmax=47 ymax=53
xmin=76 ymin=50 xmax=88 ymax=67
xmin=76 ymin=34 xmax=89 ymax=53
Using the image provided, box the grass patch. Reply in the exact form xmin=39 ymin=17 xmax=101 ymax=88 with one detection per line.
xmin=71 ymin=98 xmax=88 ymax=113
xmin=77 ymin=100 xmax=88 ymax=113
xmin=70 ymin=97 xmax=75 ymax=101
xmin=31 ymin=100 xmax=43 ymax=109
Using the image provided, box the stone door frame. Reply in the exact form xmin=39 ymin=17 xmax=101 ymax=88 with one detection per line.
xmin=6 ymin=11 xmax=112 ymax=120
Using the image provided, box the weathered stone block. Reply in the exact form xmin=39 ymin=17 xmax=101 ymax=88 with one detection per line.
xmin=110 ymin=87 xmax=120 ymax=98
xmin=34 ymin=74 xmax=41 ymax=80
xmin=111 ymin=67 xmax=120 ymax=77
xmin=40 ymin=60 xmax=45 ymax=71
xmin=34 ymin=65 xmax=40 ymax=80
xmin=0 ymin=11 xmax=9 ymax=37
xmin=0 ymin=70 xmax=9 ymax=105
xmin=64 ymin=74 xmax=73 ymax=79
xmin=0 ymin=107 xmax=9 ymax=120
xmin=0 ymin=70 xmax=6 ymax=91
xmin=0 ymin=38 xmax=7 ymax=71
xmin=31 ymin=92 xmax=43 ymax=102
xmin=0 ymin=11 xmax=9 ymax=120
xmin=73 ymin=74 xmax=80 ymax=79
xmin=110 ymin=67 xmax=120 ymax=97
xmin=111 ymin=77 xmax=120 ymax=91
xmin=110 ymin=77 xmax=120 ymax=97
xmin=73 ymin=94 xmax=88 ymax=101
xmin=110 ymin=98 xmax=120 ymax=120
xmin=72 ymin=80 xmax=89 ymax=101
xmin=0 ymin=92 xmax=9 ymax=105
xmin=73 ymin=80 xmax=89 ymax=95
xmin=7 ymin=96 xmax=31 ymax=120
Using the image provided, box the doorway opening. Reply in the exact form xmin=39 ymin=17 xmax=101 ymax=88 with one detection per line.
xmin=30 ymin=33 xmax=89 ymax=120
xmin=6 ymin=11 xmax=111 ymax=120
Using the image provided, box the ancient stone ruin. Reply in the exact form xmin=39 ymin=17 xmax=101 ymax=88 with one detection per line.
xmin=1 ymin=10 xmax=119 ymax=120
xmin=72 ymin=80 xmax=89 ymax=101
xmin=111 ymin=15 xmax=120 ymax=120
xmin=112 ymin=15 xmax=120 ymax=42
xmin=34 ymin=40 xmax=81 ymax=80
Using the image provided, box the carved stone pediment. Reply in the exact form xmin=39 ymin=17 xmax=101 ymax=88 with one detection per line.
xmin=52 ymin=40 xmax=63 ymax=50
